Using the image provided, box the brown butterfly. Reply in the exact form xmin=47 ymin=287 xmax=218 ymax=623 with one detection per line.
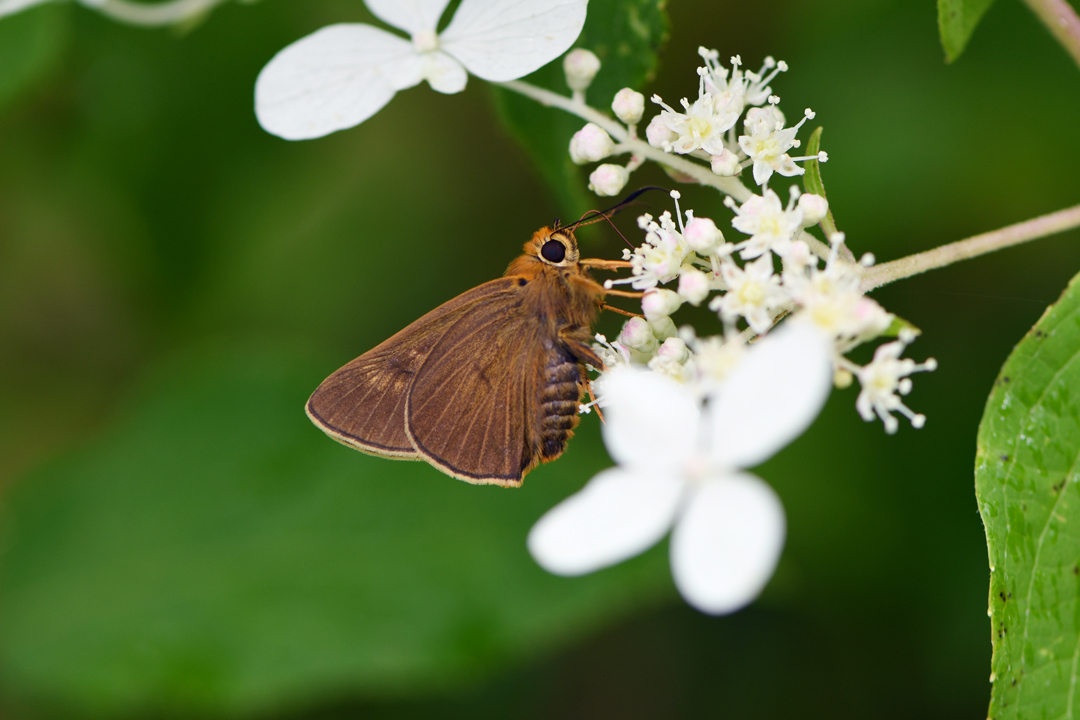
xmin=306 ymin=222 xmax=637 ymax=487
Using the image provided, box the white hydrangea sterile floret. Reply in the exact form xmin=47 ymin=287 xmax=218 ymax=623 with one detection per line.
xmin=570 ymin=123 xmax=615 ymax=164
xmin=564 ymin=48 xmax=601 ymax=92
xmin=588 ymin=164 xmax=630 ymax=196
xmin=528 ymin=322 xmax=833 ymax=615
xmin=855 ymin=330 xmax=937 ymax=434
xmin=612 ymin=88 xmax=646 ymax=125
xmin=255 ymin=0 xmax=587 ymax=140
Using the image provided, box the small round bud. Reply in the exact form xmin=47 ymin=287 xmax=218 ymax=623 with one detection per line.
xmin=564 ymin=49 xmax=601 ymax=92
xmin=619 ymin=317 xmax=657 ymax=352
xmin=611 ymin=88 xmax=645 ymax=125
xmin=645 ymin=115 xmax=676 ymax=149
xmin=833 ymin=369 xmax=853 ymax=389
xmin=656 ymin=337 xmax=689 ymax=363
xmin=588 ymin=164 xmax=629 ymax=197
xmin=683 ymin=217 xmax=723 ymax=254
xmin=798 ymin=193 xmax=829 ymax=227
xmin=677 ymin=267 xmax=710 ymax=306
xmin=649 ymin=316 xmax=677 ymax=341
xmin=641 ymin=288 xmax=683 ymax=321
xmin=710 ymin=149 xmax=741 ymax=176
xmin=569 ymin=123 xmax=614 ymax=164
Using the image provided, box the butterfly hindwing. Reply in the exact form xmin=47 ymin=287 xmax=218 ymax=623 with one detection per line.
xmin=305 ymin=278 xmax=523 ymax=459
xmin=405 ymin=287 xmax=549 ymax=487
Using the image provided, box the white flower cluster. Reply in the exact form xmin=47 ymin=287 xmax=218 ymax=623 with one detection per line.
xmin=597 ymin=190 xmax=935 ymax=433
xmin=566 ymin=47 xmax=828 ymax=197
xmin=530 ymin=190 xmax=936 ymax=616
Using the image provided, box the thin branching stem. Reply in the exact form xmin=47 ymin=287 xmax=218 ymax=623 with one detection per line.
xmin=1021 ymin=0 xmax=1080 ymax=71
xmin=861 ymin=203 xmax=1080 ymax=292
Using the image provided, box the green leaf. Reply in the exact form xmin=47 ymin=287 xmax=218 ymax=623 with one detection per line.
xmin=937 ymin=0 xmax=997 ymax=62
xmin=803 ymin=126 xmax=838 ymax=239
xmin=976 ymin=271 xmax=1080 ymax=719
xmin=0 ymin=341 xmax=671 ymax=716
xmin=0 ymin=4 xmax=68 ymax=113
xmin=490 ymin=0 xmax=669 ymax=222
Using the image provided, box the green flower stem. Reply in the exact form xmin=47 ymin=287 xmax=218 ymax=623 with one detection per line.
xmin=860 ymin=203 xmax=1080 ymax=292
xmin=497 ymin=79 xmax=753 ymax=203
xmin=1021 ymin=0 xmax=1080 ymax=72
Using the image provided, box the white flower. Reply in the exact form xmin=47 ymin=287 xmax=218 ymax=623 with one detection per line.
xmin=570 ymin=123 xmax=615 ymax=164
xmin=738 ymin=105 xmax=809 ymax=187
xmin=728 ymin=189 xmax=803 ymax=260
xmin=855 ymin=331 xmax=937 ymax=433
xmin=610 ymin=211 xmax=690 ymax=290
xmin=687 ymin=333 xmax=745 ymax=390
xmin=255 ymin=0 xmax=587 ymax=140
xmin=612 ymin=88 xmax=646 ymax=125
xmin=588 ymin=163 xmax=630 ymax=196
xmin=786 ymin=239 xmax=893 ymax=342
xmin=528 ymin=322 xmax=833 ymax=615
xmin=652 ymin=88 xmax=741 ymax=156
xmin=711 ymin=255 xmax=787 ymax=334
xmin=564 ymin=48 xmax=600 ymax=92
xmin=698 ymin=48 xmax=787 ymax=108
xmin=645 ymin=114 xmax=678 ymax=149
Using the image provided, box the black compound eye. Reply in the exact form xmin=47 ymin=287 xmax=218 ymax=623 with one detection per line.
xmin=541 ymin=239 xmax=567 ymax=263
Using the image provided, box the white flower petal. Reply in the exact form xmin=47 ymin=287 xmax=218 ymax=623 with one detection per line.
xmin=365 ymin=0 xmax=450 ymax=36
xmin=670 ymin=472 xmax=785 ymax=615
xmin=255 ymin=24 xmax=423 ymax=141
xmin=421 ymin=51 xmax=469 ymax=93
xmin=440 ymin=0 xmax=587 ymax=82
xmin=707 ymin=321 xmax=832 ymax=469
xmin=528 ymin=467 xmax=684 ymax=576
xmin=600 ymin=367 xmax=700 ymax=469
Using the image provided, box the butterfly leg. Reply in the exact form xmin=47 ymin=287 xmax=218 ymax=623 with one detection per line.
xmin=599 ymin=302 xmax=644 ymax=319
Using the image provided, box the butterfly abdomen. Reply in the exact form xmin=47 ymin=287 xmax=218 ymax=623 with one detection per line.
xmin=537 ymin=346 xmax=584 ymax=461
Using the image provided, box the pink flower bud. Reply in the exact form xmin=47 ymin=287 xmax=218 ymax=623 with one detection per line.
xmin=677 ymin=267 xmax=710 ymax=306
xmin=619 ymin=317 xmax=656 ymax=351
xmin=611 ymin=88 xmax=645 ymax=125
xmin=569 ymin=123 xmax=614 ymax=164
xmin=656 ymin=337 xmax=689 ymax=363
xmin=798 ymin=193 xmax=829 ymax=227
xmin=588 ymin=164 xmax=629 ymax=197
xmin=645 ymin=115 xmax=677 ymax=149
xmin=710 ymin=148 xmax=740 ymax=176
xmin=564 ymin=49 xmax=601 ymax=92
xmin=683 ymin=217 xmax=723 ymax=254
xmin=641 ymin=288 xmax=683 ymax=321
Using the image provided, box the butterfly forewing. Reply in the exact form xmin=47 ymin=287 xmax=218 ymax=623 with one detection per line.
xmin=306 ymin=278 xmax=523 ymax=458
xmin=405 ymin=288 xmax=544 ymax=487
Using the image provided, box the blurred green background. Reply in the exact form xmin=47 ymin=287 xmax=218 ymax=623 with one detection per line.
xmin=1 ymin=0 xmax=1079 ymax=717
